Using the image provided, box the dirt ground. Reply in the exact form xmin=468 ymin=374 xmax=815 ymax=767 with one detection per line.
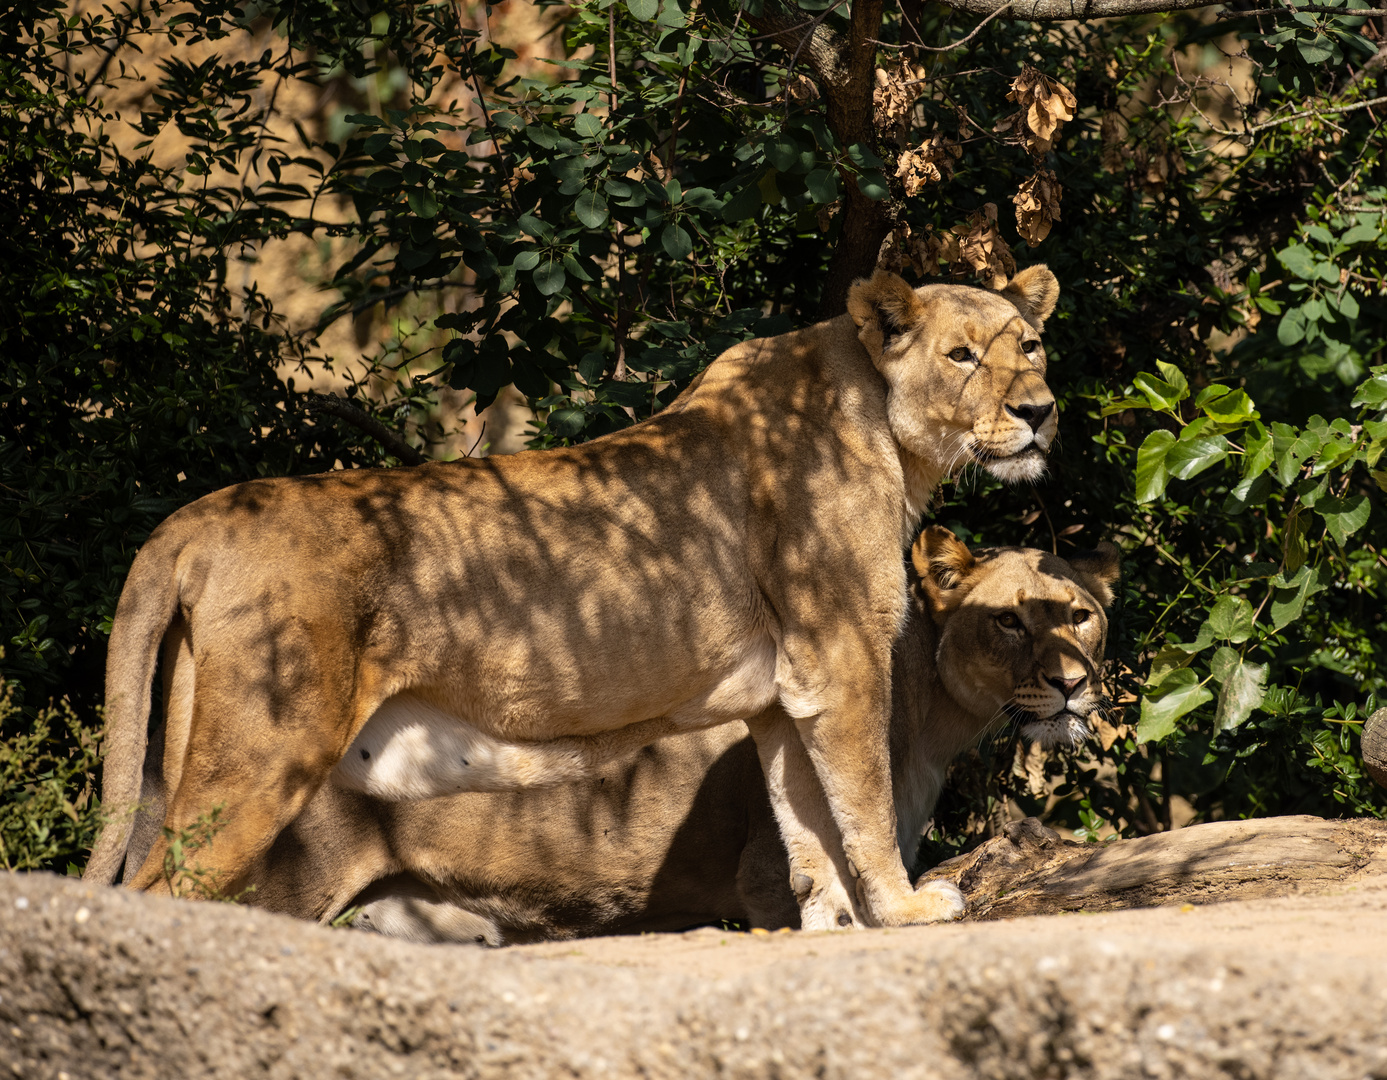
xmin=3 ymin=822 xmax=1387 ymax=1079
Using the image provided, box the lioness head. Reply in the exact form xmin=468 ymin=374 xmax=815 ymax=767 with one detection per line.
xmin=847 ymin=266 xmax=1061 ymax=484
xmin=912 ymin=526 xmax=1120 ymax=748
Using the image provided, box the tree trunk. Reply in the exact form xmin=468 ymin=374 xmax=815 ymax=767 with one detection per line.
xmin=918 ymin=815 xmax=1387 ymax=920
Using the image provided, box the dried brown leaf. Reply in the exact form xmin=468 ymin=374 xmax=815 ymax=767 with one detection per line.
xmin=1013 ymin=168 xmax=1063 ymax=246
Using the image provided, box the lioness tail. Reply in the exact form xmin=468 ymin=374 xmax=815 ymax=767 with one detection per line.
xmin=83 ymin=532 xmax=182 ymax=886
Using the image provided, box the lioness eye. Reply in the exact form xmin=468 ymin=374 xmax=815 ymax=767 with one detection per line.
xmin=948 ymin=346 xmax=977 ymax=365
xmin=1022 ymin=340 xmax=1041 ymax=354
xmin=997 ymin=612 xmax=1021 ymax=629
xmin=1073 ymin=609 xmax=1092 ymax=625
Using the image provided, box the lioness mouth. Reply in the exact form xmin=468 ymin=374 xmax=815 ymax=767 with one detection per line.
xmin=973 ymin=444 xmax=1044 ymax=464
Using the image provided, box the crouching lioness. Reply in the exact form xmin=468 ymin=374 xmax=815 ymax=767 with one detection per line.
xmin=235 ymin=530 xmax=1118 ymax=944
xmin=86 ymin=266 xmax=1061 ymax=928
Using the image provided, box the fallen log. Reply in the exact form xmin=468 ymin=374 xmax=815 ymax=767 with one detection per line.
xmin=921 ymin=814 xmax=1387 ymax=920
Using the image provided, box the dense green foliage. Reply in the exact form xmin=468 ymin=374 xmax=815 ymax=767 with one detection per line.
xmin=2 ymin=0 xmax=1384 ymax=872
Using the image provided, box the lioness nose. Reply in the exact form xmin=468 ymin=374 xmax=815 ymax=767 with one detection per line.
xmin=1045 ymin=674 xmax=1086 ymax=700
xmin=1006 ymin=401 xmax=1054 ymax=432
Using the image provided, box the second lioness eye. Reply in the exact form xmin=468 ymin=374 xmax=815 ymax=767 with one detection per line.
xmin=997 ymin=612 xmax=1021 ymax=629
xmin=1022 ymin=340 xmax=1041 ymax=354
xmin=949 ymin=346 xmax=977 ymax=364
xmin=1073 ymin=609 xmax=1092 ymax=625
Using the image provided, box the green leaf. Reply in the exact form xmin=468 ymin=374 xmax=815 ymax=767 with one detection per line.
xmin=1283 ymin=504 xmax=1309 ymax=574
xmin=406 ymin=190 xmax=439 ymax=219
xmin=1317 ymin=494 xmax=1370 ymax=546
xmin=1297 ymin=36 xmax=1334 ymax=62
xmin=856 ymin=170 xmax=890 ymax=200
xmin=574 ymin=190 xmax=609 ymax=228
xmin=1136 ymin=429 xmax=1175 ymax=504
xmin=661 ymin=223 xmax=693 ymax=260
xmin=1338 ymin=290 xmax=1361 ymax=320
xmin=1136 ymin=669 xmax=1213 ymax=744
xmin=1211 ymin=651 xmax=1267 ymax=733
xmin=547 ymin=407 xmax=588 ymax=437
xmin=1277 ymin=244 xmax=1317 ymax=280
xmin=1201 ymin=388 xmax=1257 ymax=423
xmin=805 ymin=168 xmax=838 ymax=204
xmin=533 ymin=259 xmax=567 ymax=296
xmin=573 ymin=113 xmax=604 ymax=139
xmin=1341 ymin=223 xmax=1382 ymax=245
xmin=1277 ymin=308 xmax=1308 ymax=346
xmin=627 ymin=0 xmax=659 ymax=20
xmin=1166 ymin=434 xmax=1230 ymax=480
xmin=722 ymin=182 xmax=763 ymax=222
xmin=1223 ymin=472 xmax=1275 ymax=513
xmin=1207 ymin=595 xmax=1255 ymax=643
xmin=512 ymin=249 xmax=540 ymax=272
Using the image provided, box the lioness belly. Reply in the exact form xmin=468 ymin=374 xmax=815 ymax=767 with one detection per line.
xmin=334 ymin=634 xmax=780 ymax=800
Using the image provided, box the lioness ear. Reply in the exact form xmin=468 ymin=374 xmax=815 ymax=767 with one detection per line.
xmin=847 ymin=271 xmax=926 ymax=366
xmin=1068 ymin=541 xmax=1121 ymax=607
xmin=911 ymin=526 xmax=977 ymax=623
xmin=1002 ymin=264 xmax=1060 ymax=331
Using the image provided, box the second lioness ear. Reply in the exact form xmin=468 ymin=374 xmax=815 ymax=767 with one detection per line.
xmin=1067 ymin=541 xmax=1121 ymax=607
xmin=847 ymin=270 xmax=926 ymax=366
xmin=911 ymin=526 xmax=977 ymax=623
xmin=1002 ymin=265 xmax=1060 ymax=331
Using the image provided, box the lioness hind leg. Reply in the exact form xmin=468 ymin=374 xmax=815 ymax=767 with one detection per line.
xmin=125 ymin=642 xmax=362 ymax=897
xmin=744 ymin=707 xmax=863 ymax=931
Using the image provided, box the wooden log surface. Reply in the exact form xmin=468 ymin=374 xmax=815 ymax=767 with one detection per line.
xmin=919 ymin=814 xmax=1387 ymax=920
xmin=1365 ymin=707 xmax=1387 ymax=791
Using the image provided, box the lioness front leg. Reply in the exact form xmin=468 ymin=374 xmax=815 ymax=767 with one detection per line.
xmin=776 ymin=641 xmax=962 ymax=927
xmin=744 ymin=707 xmax=862 ymax=930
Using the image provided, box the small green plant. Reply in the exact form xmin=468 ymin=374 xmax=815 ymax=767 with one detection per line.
xmin=0 ymin=653 xmax=103 ymax=872
xmin=330 ymin=905 xmax=365 ymax=929
xmin=161 ymin=806 xmax=256 ymax=903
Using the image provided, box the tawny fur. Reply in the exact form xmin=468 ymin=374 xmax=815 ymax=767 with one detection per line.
xmin=87 ymin=269 xmax=1061 ymax=928
xmin=215 ymin=536 xmax=1117 ymax=944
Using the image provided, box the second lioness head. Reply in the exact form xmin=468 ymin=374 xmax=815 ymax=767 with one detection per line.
xmin=848 ymin=266 xmax=1061 ymax=484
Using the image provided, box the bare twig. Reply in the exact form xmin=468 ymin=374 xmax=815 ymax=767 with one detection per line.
xmin=1205 ymin=93 xmax=1387 ymax=138
xmin=305 ymin=395 xmax=427 ymax=466
xmin=935 ymin=0 xmax=1221 ymax=18
xmin=1217 ymin=4 xmax=1387 ymax=15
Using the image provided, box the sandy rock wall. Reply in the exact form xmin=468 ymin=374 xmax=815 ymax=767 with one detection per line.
xmin=4 ymin=857 xmax=1387 ymax=1079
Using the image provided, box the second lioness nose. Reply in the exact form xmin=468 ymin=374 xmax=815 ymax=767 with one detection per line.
xmin=1045 ymin=674 xmax=1086 ymax=699
xmin=1006 ymin=401 xmax=1054 ymax=432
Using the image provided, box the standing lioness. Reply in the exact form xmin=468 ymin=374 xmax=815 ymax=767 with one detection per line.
xmin=87 ymin=267 xmax=1060 ymax=928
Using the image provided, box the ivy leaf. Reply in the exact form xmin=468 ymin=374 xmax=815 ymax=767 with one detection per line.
xmin=1207 ymin=595 xmax=1256 ymax=643
xmin=1202 ymin=388 xmax=1257 ymax=423
xmin=1283 ymin=504 xmax=1309 ymax=574
xmin=1136 ymin=669 xmax=1213 ymax=744
xmin=1317 ymin=494 xmax=1370 ymax=546
xmin=1166 ymin=434 xmax=1229 ymax=480
xmin=1211 ymin=649 xmax=1267 ymax=733
xmin=1136 ymin=429 xmax=1175 ymax=504
xmin=1133 ymin=372 xmax=1185 ymax=412
xmin=1270 ymin=562 xmax=1332 ymax=630
xmin=1351 ymin=375 xmax=1387 ymax=407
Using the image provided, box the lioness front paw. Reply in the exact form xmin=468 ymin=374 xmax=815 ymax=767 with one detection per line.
xmin=914 ymin=879 xmax=965 ymax=923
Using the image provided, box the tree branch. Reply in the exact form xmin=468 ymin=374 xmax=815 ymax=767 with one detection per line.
xmin=937 ymin=0 xmax=1221 ymax=18
xmin=304 ymin=394 xmax=426 ymax=466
